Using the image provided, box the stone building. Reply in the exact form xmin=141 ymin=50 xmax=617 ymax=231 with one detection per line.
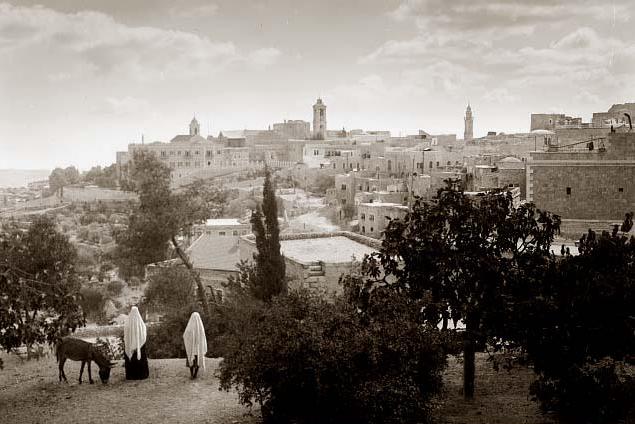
xmin=527 ymin=131 xmax=635 ymax=231
xmin=272 ymin=120 xmax=310 ymax=140
xmin=357 ymin=202 xmax=408 ymax=239
xmin=592 ymin=103 xmax=635 ymax=127
xmin=530 ymin=113 xmax=584 ymax=131
xmin=312 ymin=98 xmax=327 ymax=140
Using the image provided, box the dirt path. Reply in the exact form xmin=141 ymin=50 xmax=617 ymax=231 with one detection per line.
xmin=0 ymin=354 xmax=258 ymax=424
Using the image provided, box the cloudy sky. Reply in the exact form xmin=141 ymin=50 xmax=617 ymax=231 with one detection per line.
xmin=1 ymin=0 xmax=633 ymax=170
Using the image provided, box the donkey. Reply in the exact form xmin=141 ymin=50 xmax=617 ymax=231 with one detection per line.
xmin=56 ymin=337 xmax=116 ymax=384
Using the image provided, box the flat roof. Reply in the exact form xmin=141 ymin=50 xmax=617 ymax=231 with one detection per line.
xmin=281 ymin=236 xmax=376 ymax=264
xmin=359 ymin=202 xmax=408 ymax=208
xmin=204 ymin=218 xmax=245 ymax=226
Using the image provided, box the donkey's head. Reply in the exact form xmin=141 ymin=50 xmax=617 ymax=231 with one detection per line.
xmin=98 ymin=364 xmax=114 ymax=384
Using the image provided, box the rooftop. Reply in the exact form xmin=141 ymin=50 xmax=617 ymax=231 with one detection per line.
xmin=204 ymin=218 xmax=245 ymax=226
xmin=281 ymin=236 xmax=376 ymax=264
xmin=187 ymin=234 xmax=240 ymax=271
xmin=359 ymin=202 xmax=408 ymax=208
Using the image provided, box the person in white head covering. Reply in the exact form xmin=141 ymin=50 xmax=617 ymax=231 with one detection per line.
xmin=123 ymin=306 xmax=149 ymax=380
xmin=183 ymin=312 xmax=207 ymax=379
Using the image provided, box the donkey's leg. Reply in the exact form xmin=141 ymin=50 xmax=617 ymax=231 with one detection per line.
xmin=60 ymin=358 xmax=68 ymax=383
xmin=88 ymin=361 xmax=94 ymax=384
xmin=79 ymin=361 xmax=85 ymax=384
xmin=58 ymin=359 xmax=63 ymax=382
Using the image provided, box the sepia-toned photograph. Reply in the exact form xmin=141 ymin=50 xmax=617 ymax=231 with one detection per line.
xmin=0 ymin=1 xmax=634 ymax=423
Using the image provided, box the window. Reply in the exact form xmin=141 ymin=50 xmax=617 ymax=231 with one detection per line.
xmin=429 ymin=161 xmax=433 ymax=169
xmin=362 ymin=226 xmax=366 ymax=233
xmin=436 ymin=161 xmax=440 ymax=167
xmin=314 ymin=149 xmax=319 ymax=155
xmin=170 ymin=151 xmax=175 ymax=156
xmin=233 ymin=230 xmax=238 ymax=236
xmin=185 ymin=151 xmax=191 ymax=157
xmin=341 ymin=199 xmax=347 ymax=205
xmin=195 ymin=150 xmax=200 ymax=155
xmin=618 ymin=187 xmax=624 ymax=192
xmin=161 ymin=151 xmax=166 ymax=157
xmin=207 ymin=161 xmax=211 ymax=166
xmin=361 ymin=213 xmax=366 ymax=220
xmin=566 ymin=187 xmax=571 ymax=195
xmin=341 ymin=184 xmax=347 ymax=190
xmin=206 ymin=150 xmax=212 ymax=157
xmin=218 ymin=231 xmax=226 ymax=236
xmin=358 ymin=185 xmax=362 ymax=190
xmin=177 ymin=151 xmax=182 ymax=155
xmin=370 ymin=227 xmax=374 ymax=233
xmin=369 ymin=214 xmax=375 ymax=221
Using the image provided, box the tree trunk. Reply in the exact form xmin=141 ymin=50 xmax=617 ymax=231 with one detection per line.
xmin=171 ymin=236 xmax=210 ymax=317
xmin=463 ymin=317 xmax=477 ymax=399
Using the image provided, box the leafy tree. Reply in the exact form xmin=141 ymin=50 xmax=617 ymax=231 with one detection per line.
xmin=144 ymin=266 xmax=196 ymax=313
xmin=48 ymin=166 xmax=81 ymax=196
xmin=354 ymin=182 xmax=560 ymax=398
xmin=0 ymin=216 xmax=85 ymax=363
xmin=116 ymin=150 xmax=214 ymax=315
xmin=78 ymin=286 xmax=107 ymax=322
xmin=312 ymin=174 xmax=335 ymax=195
xmin=503 ymin=226 xmax=635 ymax=423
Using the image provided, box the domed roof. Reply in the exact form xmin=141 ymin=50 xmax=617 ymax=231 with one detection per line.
xmin=499 ymin=156 xmax=521 ymax=163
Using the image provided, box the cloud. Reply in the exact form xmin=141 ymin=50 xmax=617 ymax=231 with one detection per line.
xmin=0 ymin=3 xmax=281 ymax=82
xmin=247 ymin=47 xmax=282 ymax=66
xmin=170 ymin=3 xmax=219 ymax=19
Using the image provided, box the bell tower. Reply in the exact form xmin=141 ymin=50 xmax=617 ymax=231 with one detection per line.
xmin=464 ymin=103 xmax=473 ymax=142
xmin=312 ymin=98 xmax=327 ymax=140
xmin=189 ymin=116 xmax=200 ymax=136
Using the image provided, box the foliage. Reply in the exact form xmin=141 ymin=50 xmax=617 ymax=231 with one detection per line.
xmin=82 ymin=164 xmax=118 ymax=189
xmin=504 ymin=227 xmax=635 ymax=423
xmin=237 ymin=167 xmax=286 ymax=303
xmin=144 ymin=266 xmax=196 ymax=313
xmin=311 ymin=174 xmax=334 ymax=196
xmin=0 ymin=216 xmax=85 ymax=354
xmin=78 ymin=286 xmax=107 ymax=322
xmin=145 ymin=303 xmax=230 ymax=359
xmin=106 ymin=280 xmax=125 ymax=297
xmin=219 ymin=289 xmax=447 ymax=424
xmin=353 ymin=181 xmax=560 ymax=398
xmin=115 ymin=149 xmax=214 ymax=314
xmin=48 ymin=166 xmax=80 ymax=195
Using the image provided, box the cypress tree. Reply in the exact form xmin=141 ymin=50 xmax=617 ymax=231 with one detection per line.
xmin=250 ymin=167 xmax=287 ymax=302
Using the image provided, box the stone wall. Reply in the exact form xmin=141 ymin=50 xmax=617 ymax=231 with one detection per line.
xmin=554 ymin=127 xmax=610 ymax=145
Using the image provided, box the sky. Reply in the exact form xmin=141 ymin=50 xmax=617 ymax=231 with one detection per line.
xmin=1 ymin=0 xmax=634 ymax=170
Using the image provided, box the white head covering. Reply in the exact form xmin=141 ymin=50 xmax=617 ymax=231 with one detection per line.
xmin=124 ymin=306 xmax=147 ymax=360
xmin=183 ymin=312 xmax=207 ymax=370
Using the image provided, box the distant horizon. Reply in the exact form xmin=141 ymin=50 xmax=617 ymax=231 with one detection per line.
xmin=1 ymin=1 xmax=632 ymax=169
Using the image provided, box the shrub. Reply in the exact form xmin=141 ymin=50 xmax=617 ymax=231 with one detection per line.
xmin=145 ymin=303 xmax=230 ymax=359
xmin=219 ymin=289 xmax=447 ymax=424
xmin=106 ymin=280 xmax=125 ymax=297
xmin=78 ymin=286 xmax=107 ymax=322
xmin=144 ymin=267 xmax=196 ymax=313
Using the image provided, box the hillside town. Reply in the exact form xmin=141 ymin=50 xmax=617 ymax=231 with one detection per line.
xmin=1 ymin=1 xmax=634 ymax=424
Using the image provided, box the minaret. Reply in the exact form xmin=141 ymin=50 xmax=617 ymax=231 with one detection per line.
xmin=464 ymin=103 xmax=473 ymax=142
xmin=189 ymin=116 xmax=200 ymax=136
xmin=312 ymin=98 xmax=327 ymax=140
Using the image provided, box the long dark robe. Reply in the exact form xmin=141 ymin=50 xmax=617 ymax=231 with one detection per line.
xmin=124 ymin=344 xmax=149 ymax=380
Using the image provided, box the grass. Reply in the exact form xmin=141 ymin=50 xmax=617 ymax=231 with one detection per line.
xmin=434 ymin=354 xmax=556 ymax=424
xmin=0 ymin=350 xmax=555 ymax=424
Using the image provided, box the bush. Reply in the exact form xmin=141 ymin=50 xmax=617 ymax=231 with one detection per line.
xmin=78 ymin=286 xmax=107 ymax=322
xmin=219 ymin=289 xmax=447 ymax=424
xmin=106 ymin=280 xmax=125 ymax=297
xmin=145 ymin=303 xmax=230 ymax=359
xmin=530 ymin=358 xmax=635 ymax=423
xmin=144 ymin=267 xmax=196 ymax=313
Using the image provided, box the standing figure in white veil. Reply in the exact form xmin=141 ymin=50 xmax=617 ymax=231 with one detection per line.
xmin=123 ymin=306 xmax=149 ymax=380
xmin=183 ymin=312 xmax=207 ymax=379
